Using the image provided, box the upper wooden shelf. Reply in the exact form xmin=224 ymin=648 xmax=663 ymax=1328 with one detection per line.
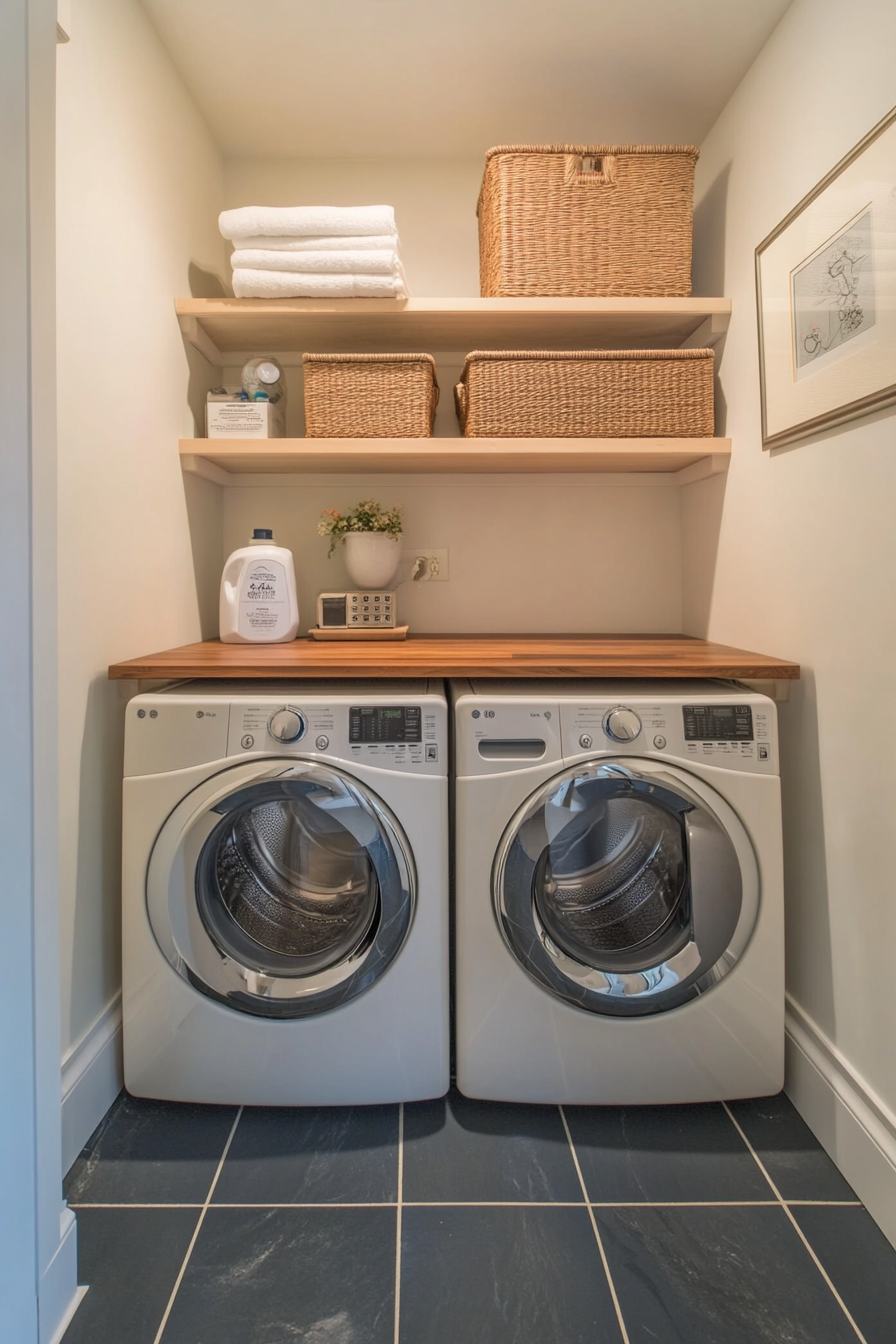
xmin=180 ymin=437 xmax=730 ymax=484
xmin=176 ymin=297 xmax=731 ymax=362
xmin=108 ymin=635 xmax=800 ymax=682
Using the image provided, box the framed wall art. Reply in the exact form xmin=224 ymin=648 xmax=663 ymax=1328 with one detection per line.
xmin=755 ymin=105 xmax=896 ymax=450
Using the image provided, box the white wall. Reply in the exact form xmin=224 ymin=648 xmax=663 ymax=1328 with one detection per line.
xmin=688 ymin=0 xmax=896 ymax=1238
xmin=221 ymin=473 xmax=683 ymax=636
xmin=55 ymin=0 xmax=226 ymax=1156
xmin=221 ymin=157 xmax=686 ymax=635
xmin=224 ymin=157 xmax=482 ymax=298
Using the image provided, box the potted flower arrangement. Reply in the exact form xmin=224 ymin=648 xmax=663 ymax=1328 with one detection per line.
xmin=317 ymin=499 xmax=404 ymax=588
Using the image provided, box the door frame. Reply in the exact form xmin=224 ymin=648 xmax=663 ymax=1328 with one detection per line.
xmin=0 ymin=2 xmax=78 ymax=1340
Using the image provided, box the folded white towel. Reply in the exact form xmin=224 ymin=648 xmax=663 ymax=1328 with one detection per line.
xmin=231 ymin=233 xmax=400 ymax=253
xmin=231 ymin=248 xmax=401 ymax=276
xmin=231 ymin=268 xmax=408 ymax=300
xmin=219 ymin=205 xmax=397 ymax=241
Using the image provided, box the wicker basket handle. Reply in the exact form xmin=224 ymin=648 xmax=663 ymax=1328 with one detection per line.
xmin=453 ymin=379 xmax=468 ymax=431
xmin=564 ymin=153 xmax=617 ymax=187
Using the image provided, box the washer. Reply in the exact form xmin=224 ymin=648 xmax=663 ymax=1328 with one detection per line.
xmin=451 ymin=679 xmax=784 ymax=1105
xmin=123 ymin=679 xmax=448 ymax=1105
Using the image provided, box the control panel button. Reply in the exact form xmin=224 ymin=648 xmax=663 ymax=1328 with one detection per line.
xmin=603 ymin=707 xmax=642 ymax=742
xmin=268 ymin=707 xmax=307 ymax=743
xmin=653 ymin=734 xmax=667 ymax=750
xmin=315 ymin=734 xmax=329 ymax=751
xmin=579 ymin=733 xmax=593 ymax=749
xmin=241 ymin=734 xmax=255 ymax=750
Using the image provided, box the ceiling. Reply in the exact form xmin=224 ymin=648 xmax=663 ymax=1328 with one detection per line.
xmin=139 ymin=0 xmax=792 ymax=159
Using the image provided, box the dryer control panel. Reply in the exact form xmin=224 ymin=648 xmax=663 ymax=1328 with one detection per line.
xmin=450 ymin=680 xmax=778 ymax=778
xmin=561 ymin=696 xmax=777 ymax=774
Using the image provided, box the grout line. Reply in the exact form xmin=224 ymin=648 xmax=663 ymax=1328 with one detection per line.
xmin=208 ymin=1201 xmax=397 ymax=1209
xmin=67 ymin=1209 xmax=206 ymax=1220
xmin=393 ymin=1102 xmax=404 ymax=1344
xmin=401 ymin=1200 xmax=584 ymax=1207
xmin=64 ymin=1197 xmax=867 ymax=1210
xmin=63 ymin=1204 xmax=870 ymax=1214
xmin=589 ymin=1200 xmax=781 ymax=1208
xmin=784 ymin=1200 xmax=864 ymax=1207
xmin=152 ymin=1105 xmax=243 ymax=1344
xmin=559 ymin=1106 xmax=630 ymax=1344
xmin=722 ymin=1102 xmax=869 ymax=1344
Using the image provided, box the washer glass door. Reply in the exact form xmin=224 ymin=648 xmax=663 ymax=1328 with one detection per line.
xmin=494 ymin=761 xmax=757 ymax=1016
xmin=147 ymin=760 xmax=415 ymax=1018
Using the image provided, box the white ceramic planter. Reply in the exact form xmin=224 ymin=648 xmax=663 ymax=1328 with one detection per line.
xmin=343 ymin=532 xmax=401 ymax=589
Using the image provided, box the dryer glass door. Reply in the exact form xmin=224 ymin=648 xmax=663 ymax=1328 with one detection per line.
xmin=494 ymin=761 xmax=755 ymax=1017
xmin=148 ymin=761 xmax=415 ymax=1018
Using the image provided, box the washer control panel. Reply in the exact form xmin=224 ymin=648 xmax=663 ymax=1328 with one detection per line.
xmin=125 ymin=687 xmax=447 ymax=777
xmin=227 ymin=696 xmax=445 ymax=774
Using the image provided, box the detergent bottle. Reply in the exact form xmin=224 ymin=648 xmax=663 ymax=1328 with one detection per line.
xmin=219 ymin=528 xmax=299 ymax=643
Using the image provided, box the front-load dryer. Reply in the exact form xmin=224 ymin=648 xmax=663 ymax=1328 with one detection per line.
xmin=122 ymin=679 xmax=449 ymax=1105
xmin=451 ymin=679 xmax=784 ymax=1105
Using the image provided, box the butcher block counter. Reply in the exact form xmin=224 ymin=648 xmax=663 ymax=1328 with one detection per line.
xmin=108 ymin=635 xmax=800 ymax=682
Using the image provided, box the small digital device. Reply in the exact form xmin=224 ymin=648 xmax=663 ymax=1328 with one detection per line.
xmin=317 ymin=591 xmax=397 ymax=629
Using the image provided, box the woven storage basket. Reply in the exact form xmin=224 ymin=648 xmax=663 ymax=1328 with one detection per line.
xmin=455 ymin=349 xmax=714 ymax=438
xmin=303 ymin=353 xmax=439 ymax=438
xmin=478 ymin=144 xmax=699 ymax=298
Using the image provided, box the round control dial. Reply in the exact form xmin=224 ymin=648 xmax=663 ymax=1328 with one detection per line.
xmin=267 ymin=706 xmax=307 ymax=743
xmin=603 ymin=706 xmax=642 ymax=743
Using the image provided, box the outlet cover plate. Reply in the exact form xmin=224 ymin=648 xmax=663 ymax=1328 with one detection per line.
xmin=401 ymin=548 xmax=449 ymax=582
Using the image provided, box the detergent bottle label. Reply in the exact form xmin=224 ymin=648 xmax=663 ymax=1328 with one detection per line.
xmin=238 ymin=559 xmax=287 ymax=637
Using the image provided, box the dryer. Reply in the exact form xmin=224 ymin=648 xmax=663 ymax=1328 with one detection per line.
xmin=123 ymin=680 xmax=448 ymax=1105
xmin=451 ymin=679 xmax=784 ymax=1105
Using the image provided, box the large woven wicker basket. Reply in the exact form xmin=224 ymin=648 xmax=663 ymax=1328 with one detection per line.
xmin=303 ymin=353 xmax=439 ymax=438
xmin=478 ymin=144 xmax=699 ymax=298
xmin=455 ymin=349 xmax=714 ymax=438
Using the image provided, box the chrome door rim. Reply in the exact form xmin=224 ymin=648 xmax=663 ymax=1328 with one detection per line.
xmin=147 ymin=759 xmax=416 ymax=1018
xmin=492 ymin=759 xmax=759 ymax=1017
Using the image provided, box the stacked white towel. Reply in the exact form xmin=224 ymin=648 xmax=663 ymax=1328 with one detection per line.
xmin=219 ymin=205 xmax=408 ymax=299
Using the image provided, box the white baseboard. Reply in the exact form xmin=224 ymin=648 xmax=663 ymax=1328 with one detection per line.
xmin=61 ymin=994 xmax=123 ymax=1174
xmin=41 ymin=1208 xmax=81 ymax=1344
xmin=785 ymin=994 xmax=896 ymax=1249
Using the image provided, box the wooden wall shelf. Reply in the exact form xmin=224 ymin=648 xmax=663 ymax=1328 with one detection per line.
xmin=108 ymin=635 xmax=800 ymax=682
xmin=180 ymin=437 xmax=731 ymax=483
xmin=176 ymin=297 xmax=731 ymax=363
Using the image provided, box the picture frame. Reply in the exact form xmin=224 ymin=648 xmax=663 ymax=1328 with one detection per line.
xmin=755 ymin=105 xmax=896 ymax=450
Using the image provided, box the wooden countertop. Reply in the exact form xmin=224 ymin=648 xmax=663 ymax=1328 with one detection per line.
xmin=108 ymin=635 xmax=800 ymax=682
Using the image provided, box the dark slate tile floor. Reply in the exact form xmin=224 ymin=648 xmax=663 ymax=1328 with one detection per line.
xmin=63 ymin=1087 xmax=896 ymax=1344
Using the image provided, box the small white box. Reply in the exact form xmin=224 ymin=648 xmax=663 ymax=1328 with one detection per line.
xmin=206 ymin=389 xmax=286 ymax=439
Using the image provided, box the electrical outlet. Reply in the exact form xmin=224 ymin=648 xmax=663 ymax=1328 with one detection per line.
xmin=401 ymin=548 xmax=449 ymax=582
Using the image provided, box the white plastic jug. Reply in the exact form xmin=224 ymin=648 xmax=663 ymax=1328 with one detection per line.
xmin=219 ymin=528 xmax=299 ymax=644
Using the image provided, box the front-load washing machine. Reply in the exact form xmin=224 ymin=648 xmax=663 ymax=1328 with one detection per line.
xmin=122 ymin=680 xmax=448 ymax=1105
xmin=451 ymin=679 xmax=784 ymax=1105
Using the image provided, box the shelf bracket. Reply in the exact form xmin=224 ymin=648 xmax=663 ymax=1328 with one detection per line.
xmin=177 ymin=314 xmax=224 ymax=367
xmin=680 ymin=313 xmax=729 ymax=349
xmin=180 ymin=453 xmax=233 ymax=486
xmin=674 ymin=453 xmax=729 ymax=487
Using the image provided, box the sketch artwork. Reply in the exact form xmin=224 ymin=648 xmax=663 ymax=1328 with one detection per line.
xmin=791 ymin=207 xmax=876 ymax=376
